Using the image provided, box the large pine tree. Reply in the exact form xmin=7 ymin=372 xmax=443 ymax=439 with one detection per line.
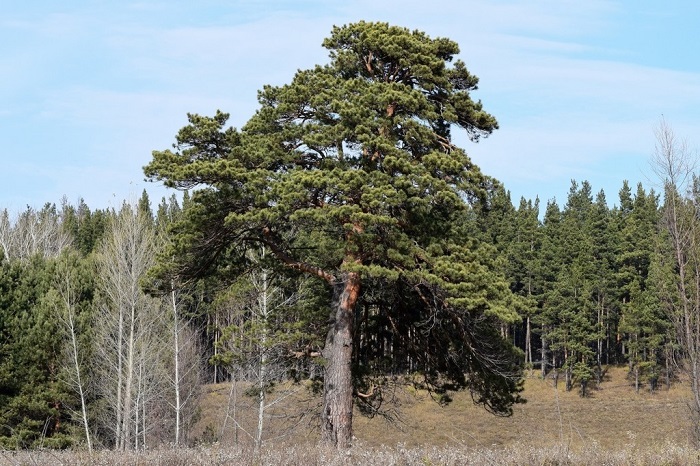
xmin=145 ymin=21 xmax=523 ymax=448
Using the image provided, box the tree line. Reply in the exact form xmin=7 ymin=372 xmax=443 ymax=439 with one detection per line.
xmin=0 ymin=195 xmax=201 ymax=449
xmin=480 ymin=179 xmax=668 ymax=396
xmin=0 ymin=170 xmax=689 ymax=449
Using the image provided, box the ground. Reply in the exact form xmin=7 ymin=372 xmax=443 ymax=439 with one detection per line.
xmin=192 ymin=366 xmax=691 ymax=450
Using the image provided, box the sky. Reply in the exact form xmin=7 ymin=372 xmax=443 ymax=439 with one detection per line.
xmin=3 ymin=0 xmax=700 ymax=213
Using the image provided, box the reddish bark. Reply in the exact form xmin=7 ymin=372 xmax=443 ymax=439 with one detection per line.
xmin=321 ymin=270 xmax=361 ymax=448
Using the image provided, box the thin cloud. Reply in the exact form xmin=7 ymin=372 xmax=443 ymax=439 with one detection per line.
xmin=3 ymin=0 xmax=700 ymax=209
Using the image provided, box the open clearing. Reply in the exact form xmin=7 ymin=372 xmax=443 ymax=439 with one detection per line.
xmin=193 ymin=366 xmax=691 ymax=450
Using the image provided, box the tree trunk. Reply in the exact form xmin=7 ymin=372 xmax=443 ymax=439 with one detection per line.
xmin=255 ymin=265 xmax=269 ymax=452
xmin=666 ymin=346 xmax=672 ymax=390
xmin=321 ymin=271 xmax=360 ymax=449
xmin=55 ymin=263 xmax=93 ymax=453
xmin=120 ymin=303 xmax=137 ymax=450
xmin=115 ymin=305 xmax=124 ymax=449
xmin=597 ymin=297 xmax=603 ymax=387
xmin=72 ymin=320 xmax=92 ymax=452
xmin=564 ymin=348 xmax=572 ymax=392
xmin=171 ymin=286 xmax=181 ymax=446
xmin=541 ymin=332 xmax=548 ymax=379
xmin=525 ymin=316 xmax=532 ymax=371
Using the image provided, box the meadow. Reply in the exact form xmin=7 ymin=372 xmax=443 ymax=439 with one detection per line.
xmin=2 ymin=367 xmax=697 ymax=465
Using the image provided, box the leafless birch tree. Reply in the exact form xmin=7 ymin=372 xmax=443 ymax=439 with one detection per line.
xmin=216 ymin=247 xmax=308 ymax=450
xmin=50 ymin=252 xmax=93 ymax=452
xmin=651 ymin=118 xmax=700 ymax=442
xmin=0 ymin=205 xmax=71 ymax=261
xmin=164 ymin=283 xmax=203 ymax=446
xmin=94 ymin=202 xmax=164 ymax=450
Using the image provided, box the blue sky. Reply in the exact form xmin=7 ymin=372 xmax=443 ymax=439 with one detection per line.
xmin=3 ymin=1 xmax=700 ymax=213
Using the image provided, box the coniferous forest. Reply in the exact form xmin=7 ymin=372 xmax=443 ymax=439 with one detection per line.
xmin=0 ymin=177 xmax=682 ymax=450
xmin=2 ymin=21 xmax=700 ymax=458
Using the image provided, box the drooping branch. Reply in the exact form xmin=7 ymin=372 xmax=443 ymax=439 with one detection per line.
xmin=260 ymin=227 xmax=336 ymax=284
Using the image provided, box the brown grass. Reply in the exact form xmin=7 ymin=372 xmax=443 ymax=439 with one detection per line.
xmin=3 ymin=443 xmax=700 ymax=466
xmin=352 ymin=366 xmax=690 ymax=450
xmin=192 ymin=366 xmax=692 ymax=450
xmin=2 ymin=366 xmax=697 ymax=465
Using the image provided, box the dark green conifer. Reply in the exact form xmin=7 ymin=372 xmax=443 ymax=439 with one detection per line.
xmin=145 ymin=21 xmax=523 ymax=448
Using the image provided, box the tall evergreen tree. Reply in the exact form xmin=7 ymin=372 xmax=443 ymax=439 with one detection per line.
xmin=0 ymin=257 xmax=75 ymax=448
xmin=145 ymin=21 xmax=523 ymax=448
xmin=617 ymin=183 xmax=669 ymax=391
xmin=60 ymin=199 xmax=107 ymax=256
xmin=588 ymin=190 xmax=616 ymax=383
xmin=510 ymin=197 xmax=542 ymax=370
xmin=540 ymin=181 xmax=599 ymax=395
xmin=535 ymin=199 xmax=563 ymax=379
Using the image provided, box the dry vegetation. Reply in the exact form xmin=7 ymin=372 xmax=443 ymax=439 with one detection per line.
xmin=2 ymin=366 xmax=699 ymax=465
xmin=3 ymin=443 xmax=700 ymax=466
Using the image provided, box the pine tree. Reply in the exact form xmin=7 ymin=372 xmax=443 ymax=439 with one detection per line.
xmin=145 ymin=21 xmax=523 ymax=448
xmin=535 ymin=199 xmax=563 ymax=380
xmin=511 ymin=197 xmax=542 ymax=371
xmin=617 ymin=183 xmax=668 ymax=391
xmin=541 ymin=181 xmax=599 ymax=395
xmin=588 ymin=190 xmax=617 ymax=383
xmin=0 ymin=257 xmax=74 ymax=448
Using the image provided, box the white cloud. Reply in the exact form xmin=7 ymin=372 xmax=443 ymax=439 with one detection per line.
xmin=4 ymin=0 xmax=700 ymax=209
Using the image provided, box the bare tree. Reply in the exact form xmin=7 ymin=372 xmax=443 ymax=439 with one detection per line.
xmin=51 ymin=252 xmax=93 ymax=452
xmin=215 ymin=247 xmax=308 ymax=450
xmin=0 ymin=205 xmax=71 ymax=261
xmin=94 ymin=202 xmax=164 ymax=450
xmin=170 ymin=285 xmax=183 ymax=446
xmin=0 ymin=209 xmax=11 ymax=260
xmin=164 ymin=283 xmax=203 ymax=446
xmin=650 ymin=117 xmax=700 ymax=442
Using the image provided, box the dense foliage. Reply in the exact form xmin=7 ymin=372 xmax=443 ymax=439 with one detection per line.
xmin=0 ymin=176 xmax=684 ymax=449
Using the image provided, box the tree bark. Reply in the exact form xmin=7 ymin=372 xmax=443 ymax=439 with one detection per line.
xmin=321 ymin=271 xmax=360 ymax=449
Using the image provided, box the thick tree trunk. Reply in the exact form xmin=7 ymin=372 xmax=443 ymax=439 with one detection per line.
xmin=321 ymin=271 xmax=360 ymax=449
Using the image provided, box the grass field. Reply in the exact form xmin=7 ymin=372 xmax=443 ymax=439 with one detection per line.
xmin=2 ymin=366 xmax=698 ymax=465
xmin=352 ymin=366 xmax=690 ymax=450
xmin=192 ymin=366 xmax=692 ymax=450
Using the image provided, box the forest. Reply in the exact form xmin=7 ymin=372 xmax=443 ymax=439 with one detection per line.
xmin=0 ymin=172 xmax=691 ymax=450
xmin=2 ymin=21 xmax=700 ymax=457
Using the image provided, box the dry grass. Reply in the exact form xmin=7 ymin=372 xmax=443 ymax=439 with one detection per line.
xmin=192 ymin=366 xmax=691 ymax=450
xmin=352 ymin=366 xmax=690 ymax=450
xmin=2 ymin=366 xmax=697 ymax=465
xmin=2 ymin=443 xmax=700 ymax=466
